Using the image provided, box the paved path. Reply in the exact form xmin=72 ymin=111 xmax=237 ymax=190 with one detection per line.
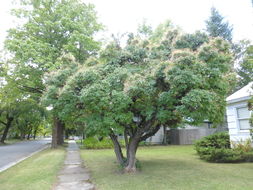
xmin=0 ymin=138 xmax=51 ymax=172
xmin=54 ymin=140 xmax=95 ymax=190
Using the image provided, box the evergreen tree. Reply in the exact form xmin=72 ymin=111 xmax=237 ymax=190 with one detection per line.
xmin=205 ymin=7 xmax=233 ymax=42
xmin=237 ymin=45 xmax=253 ymax=88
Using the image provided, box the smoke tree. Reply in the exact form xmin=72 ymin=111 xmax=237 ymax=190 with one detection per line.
xmin=43 ymin=24 xmax=235 ymax=172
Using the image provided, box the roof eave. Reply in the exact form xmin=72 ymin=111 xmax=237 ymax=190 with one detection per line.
xmin=226 ymin=96 xmax=251 ymax=104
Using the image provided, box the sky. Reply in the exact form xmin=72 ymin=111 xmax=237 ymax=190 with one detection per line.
xmin=0 ymin=0 xmax=252 ymax=49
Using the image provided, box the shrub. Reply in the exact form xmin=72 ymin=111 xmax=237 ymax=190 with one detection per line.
xmin=197 ymin=147 xmax=243 ymax=163
xmin=82 ymin=137 xmax=125 ymax=149
xmin=195 ymin=132 xmax=230 ymax=152
xmin=242 ymin=151 xmax=253 ymax=162
xmin=195 ymin=132 xmax=253 ymax=163
xmin=231 ymin=139 xmax=252 ymax=153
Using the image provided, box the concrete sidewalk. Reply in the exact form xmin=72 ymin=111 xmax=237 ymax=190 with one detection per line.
xmin=54 ymin=140 xmax=95 ymax=190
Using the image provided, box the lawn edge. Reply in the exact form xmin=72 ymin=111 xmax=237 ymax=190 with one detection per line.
xmin=0 ymin=144 xmax=50 ymax=173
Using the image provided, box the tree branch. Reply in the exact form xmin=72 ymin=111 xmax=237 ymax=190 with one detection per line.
xmin=139 ymin=124 xmax=161 ymax=142
xmin=17 ymin=84 xmax=44 ymax=94
xmin=0 ymin=120 xmax=7 ymax=126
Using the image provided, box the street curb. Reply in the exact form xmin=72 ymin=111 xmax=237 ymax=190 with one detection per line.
xmin=0 ymin=144 xmax=50 ymax=173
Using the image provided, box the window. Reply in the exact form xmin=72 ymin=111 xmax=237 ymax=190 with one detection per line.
xmin=236 ymin=107 xmax=251 ymax=130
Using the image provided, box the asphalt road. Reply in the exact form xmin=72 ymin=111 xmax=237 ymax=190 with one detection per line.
xmin=0 ymin=138 xmax=51 ymax=172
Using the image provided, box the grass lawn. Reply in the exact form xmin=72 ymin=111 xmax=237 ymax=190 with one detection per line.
xmin=80 ymin=145 xmax=253 ymax=190
xmin=0 ymin=148 xmax=66 ymax=190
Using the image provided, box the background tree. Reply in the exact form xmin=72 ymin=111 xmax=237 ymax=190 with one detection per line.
xmin=205 ymin=7 xmax=239 ymax=93
xmin=0 ymin=64 xmax=22 ymax=143
xmin=5 ymin=0 xmax=102 ymax=147
xmin=237 ymin=45 xmax=253 ymax=88
xmin=44 ymin=23 xmax=235 ymax=172
xmin=0 ymin=63 xmax=45 ymax=143
xmin=205 ymin=7 xmax=233 ymax=42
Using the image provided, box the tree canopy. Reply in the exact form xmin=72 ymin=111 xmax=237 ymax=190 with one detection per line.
xmin=1 ymin=0 xmax=102 ymax=145
xmin=43 ymin=24 xmax=235 ymax=172
xmin=1 ymin=0 xmax=244 ymax=174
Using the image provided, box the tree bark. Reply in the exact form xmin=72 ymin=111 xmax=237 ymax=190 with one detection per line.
xmin=51 ymin=117 xmax=65 ymax=148
xmin=20 ymin=132 xmax=25 ymax=140
xmin=51 ymin=117 xmax=58 ymax=148
xmin=109 ymin=121 xmax=161 ymax=173
xmin=124 ymin=123 xmax=161 ymax=173
xmin=33 ymin=128 xmax=37 ymax=140
xmin=65 ymin=128 xmax=69 ymax=139
xmin=27 ymin=133 xmax=30 ymax=140
xmin=124 ymin=130 xmax=130 ymax=161
xmin=109 ymin=132 xmax=125 ymax=165
xmin=162 ymin=125 xmax=167 ymax=145
xmin=0 ymin=115 xmax=14 ymax=143
xmin=57 ymin=120 xmax=64 ymax=145
xmin=124 ymin=138 xmax=139 ymax=173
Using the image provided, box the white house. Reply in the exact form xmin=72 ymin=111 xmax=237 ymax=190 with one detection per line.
xmin=226 ymin=82 xmax=253 ymax=144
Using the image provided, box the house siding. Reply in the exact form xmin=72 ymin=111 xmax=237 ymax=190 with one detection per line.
xmin=226 ymin=100 xmax=251 ymax=144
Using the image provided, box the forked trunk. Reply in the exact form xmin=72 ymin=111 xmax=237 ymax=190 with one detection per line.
xmin=124 ymin=139 xmax=139 ymax=173
xmin=109 ymin=133 xmax=125 ymax=165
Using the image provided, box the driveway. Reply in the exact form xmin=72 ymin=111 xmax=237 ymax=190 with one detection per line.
xmin=0 ymin=138 xmax=51 ymax=172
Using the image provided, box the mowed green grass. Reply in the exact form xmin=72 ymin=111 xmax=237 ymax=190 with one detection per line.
xmin=0 ymin=148 xmax=65 ymax=190
xmin=81 ymin=145 xmax=253 ymax=190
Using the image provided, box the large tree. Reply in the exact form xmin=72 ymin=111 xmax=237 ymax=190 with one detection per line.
xmin=205 ymin=7 xmax=233 ymax=42
xmin=0 ymin=60 xmax=45 ymax=143
xmin=44 ymin=24 xmax=235 ymax=172
xmin=4 ymin=0 xmax=102 ymax=147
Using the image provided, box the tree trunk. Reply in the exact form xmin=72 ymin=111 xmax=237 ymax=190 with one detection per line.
xmin=51 ymin=117 xmax=65 ymax=148
xmin=124 ymin=138 xmax=139 ymax=173
xmin=65 ymin=128 xmax=69 ymax=139
xmin=0 ymin=115 xmax=14 ymax=143
xmin=33 ymin=129 xmax=37 ymax=140
xmin=109 ymin=133 xmax=125 ymax=165
xmin=27 ymin=129 xmax=31 ymax=140
xmin=57 ymin=120 xmax=64 ymax=145
xmin=162 ymin=125 xmax=167 ymax=145
xmin=20 ymin=132 xmax=25 ymax=140
xmin=51 ymin=117 xmax=58 ymax=148
xmin=124 ymin=130 xmax=130 ymax=161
